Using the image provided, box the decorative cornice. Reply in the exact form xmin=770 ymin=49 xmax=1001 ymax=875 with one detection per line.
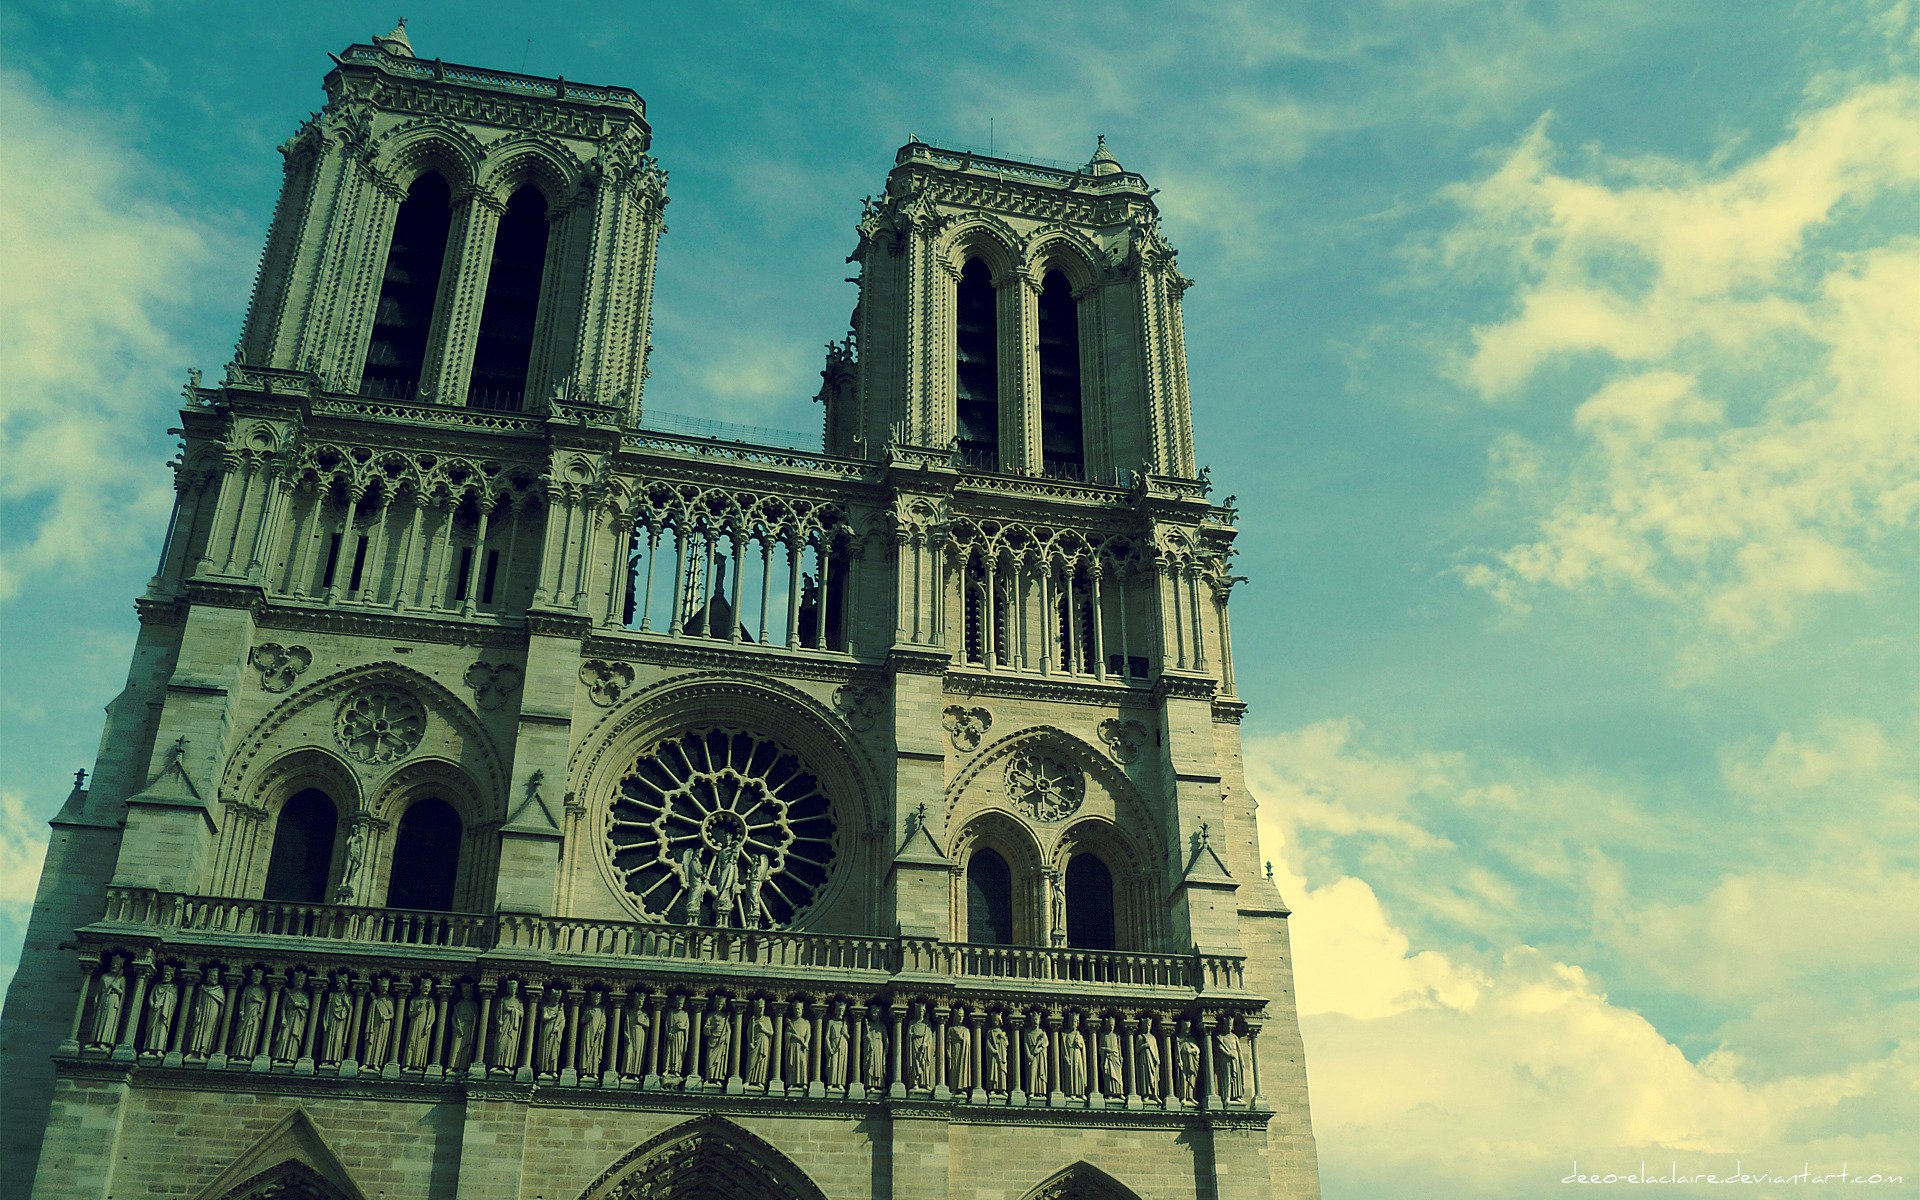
xmin=255 ymin=603 xmax=528 ymax=649
xmin=525 ymin=610 xmax=594 ymax=640
xmin=888 ymin=645 xmax=954 ymax=677
xmin=1150 ymin=674 xmax=1217 ymax=705
xmin=943 ymin=670 xmax=1149 ymax=710
xmin=1210 ymin=699 xmax=1247 ymax=725
xmin=583 ymin=633 xmax=880 ymax=685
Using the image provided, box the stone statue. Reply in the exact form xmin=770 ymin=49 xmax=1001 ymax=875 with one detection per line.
xmin=187 ymin=971 xmax=226 ymax=1058
xmin=945 ymin=1011 xmax=971 ymax=1090
xmin=1135 ymin=1024 xmax=1161 ymax=1098
xmin=448 ymin=983 xmax=478 ymax=1070
xmin=822 ymin=1000 xmax=849 ymax=1087
xmin=1023 ymin=1013 xmax=1049 ymax=1094
xmin=363 ymin=977 xmax=396 ymax=1068
xmin=493 ymin=981 xmax=525 ymax=1070
xmin=1060 ymin=1012 xmax=1088 ymax=1095
xmin=984 ymin=1013 xmax=1009 ymax=1093
xmin=744 ymin=999 xmax=773 ymax=1086
xmin=320 ymin=978 xmax=352 ymax=1064
xmin=709 ymin=836 xmax=743 ymax=927
xmin=743 ymin=852 xmax=770 ymax=928
xmin=863 ymin=1006 xmax=887 ymax=1089
xmin=89 ymin=956 xmax=126 ymax=1047
xmin=142 ymin=965 xmax=179 ymax=1053
xmin=1175 ymin=1024 xmax=1201 ymax=1101
xmin=681 ymin=846 xmax=711 ymax=925
xmin=1050 ymin=873 xmax=1067 ymax=943
xmin=403 ymin=984 xmax=434 ymax=1070
xmin=334 ymin=823 xmax=366 ymax=904
xmin=579 ymin=990 xmax=607 ymax=1075
xmin=1214 ymin=1023 xmax=1242 ymax=1101
xmin=1101 ymin=1023 xmax=1124 ymax=1096
xmin=906 ymin=1003 xmax=934 ymax=1089
xmin=535 ymin=988 xmax=565 ymax=1075
xmin=704 ymin=1002 xmax=731 ymax=1083
xmin=234 ymin=969 xmax=268 ymax=1059
xmin=663 ymin=995 xmax=690 ymax=1075
xmin=621 ymin=996 xmax=651 ymax=1077
xmin=784 ymin=1000 xmax=811 ymax=1086
xmin=273 ymin=972 xmax=311 ymax=1061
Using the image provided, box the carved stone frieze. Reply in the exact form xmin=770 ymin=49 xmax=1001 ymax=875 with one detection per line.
xmin=833 ymin=684 xmax=885 ymax=733
xmin=1096 ymin=718 xmax=1149 ymax=765
xmin=464 ymin=661 xmax=523 ymax=711
xmin=249 ymin=643 xmax=313 ymax=694
xmin=334 ymin=686 xmax=427 ymax=765
xmin=940 ymin=706 xmax=993 ymax=753
xmin=1005 ymin=748 xmax=1085 ymax=822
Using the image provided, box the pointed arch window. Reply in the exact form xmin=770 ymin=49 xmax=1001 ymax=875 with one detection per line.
xmin=955 ymin=257 xmax=1000 ymax=469
xmin=1037 ymin=268 xmax=1085 ymax=478
xmin=1065 ymin=852 xmax=1116 ymax=950
xmin=966 ymin=848 xmax=1015 ymax=945
xmin=468 ymin=185 xmax=552 ymax=411
xmin=385 ymin=796 xmax=463 ymax=911
xmin=362 ymin=172 xmax=453 ymax=401
xmin=262 ymin=788 xmax=339 ymax=903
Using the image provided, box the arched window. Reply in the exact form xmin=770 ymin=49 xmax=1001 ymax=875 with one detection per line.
xmin=362 ymin=172 xmax=453 ymax=400
xmin=955 ymin=257 xmax=1000 ymax=469
xmin=1065 ymin=853 xmax=1116 ymax=950
xmin=263 ymin=788 xmax=339 ymax=903
xmin=1037 ymin=269 xmax=1084 ymax=478
xmin=468 ymin=185 xmax=551 ymax=411
xmin=386 ymin=797 xmax=463 ymax=911
xmin=966 ymin=848 xmax=1015 ymax=945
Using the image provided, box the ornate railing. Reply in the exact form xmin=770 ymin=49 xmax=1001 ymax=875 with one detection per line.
xmin=94 ymin=889 xmax=1244 ymax=994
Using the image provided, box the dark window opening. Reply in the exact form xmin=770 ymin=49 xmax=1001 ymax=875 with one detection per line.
xmin=346 ymin=534 xmax=369 ymax=593
xmin=1037 ymin=269 xmax=1084 ymax=476
xmin=263 ymin=788 xmax=338 ymax=904
xmin=362 ymin=173 xmax=453 ymax=401
xmin=481 ymin=549 xmax=500 ymax=604
xmin=1065 ymin=853 xmax=1116 ymax=950
xmin=468 ymin=186 xmax=551 ymax=411
xmin=966 ymin=848 xmax=1015 ymax=945
xmin=453 ymin=545 xmax=474 ymax=602
xmin=386 ymin=797 xmax=462 ymax=911
xmin=955 ymin=257 xmax=999 ymax=468
xmin=320 ymin=532 xmax=343 ymax=589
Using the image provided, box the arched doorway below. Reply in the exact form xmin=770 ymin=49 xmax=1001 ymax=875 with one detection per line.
xmin=580 ymin=1117 xmax=827 ymax=1200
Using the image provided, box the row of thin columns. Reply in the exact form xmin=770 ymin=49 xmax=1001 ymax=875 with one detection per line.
xmin=273 ymin=489 xmax=520 ymax=613
xmin=962 ymin=559 xmax=1128 ymax=680
xmin=614 ymin=524 xmax=847 ymax=651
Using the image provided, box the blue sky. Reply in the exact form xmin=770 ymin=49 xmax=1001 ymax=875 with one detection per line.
xmin=1 ymin=2 xmax=1915 ymax=1197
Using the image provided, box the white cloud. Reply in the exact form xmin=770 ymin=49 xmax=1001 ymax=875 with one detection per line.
xmin=0 ymin=70 xmax=243 ymax=599
xmin=0 ymin=790 xmax=49 ymax=916
xmin=1440 ymin=80 xmax=1920 ymax=645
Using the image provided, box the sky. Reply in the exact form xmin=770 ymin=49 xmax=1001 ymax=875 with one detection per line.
xmin=1 ymin=1 xmax=1916 ymax=1197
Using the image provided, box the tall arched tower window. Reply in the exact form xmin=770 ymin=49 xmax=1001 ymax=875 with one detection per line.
xmin=361 ymin=172 xmax=454 ymax=400
xmin=955 ymin=257 xmax=1000 ymax=469
xmin=385 ymin=797 xmax=463 ymax=911
xmin=468 ymin=185 xmax=552 ymax=411
xmin=966 ymin=848 xmax=1015 ymax=945
xmin=1064 ymin=853 xmax=1116 ymax=950
xmin=262 ymin=788 xmax=339 ymax=903
xmin=1036 ymin=269 xmax=1084 ymax=478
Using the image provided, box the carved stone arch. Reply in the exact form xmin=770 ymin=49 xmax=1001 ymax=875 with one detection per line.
xmin=476 ymin=133 xmax=587 ymax=208
xmin=1026 ymin=226 xmax=1105 ymax=292
xmin=220 ymin=660 xmax=507 ymax=818
xmin=943 ymin=725 xmax=1162 ymax=864
xmin=364 ymin=756 xmax=495 ymax=911
xmin=578 ymin=1115 xmax=827 ymax=1200
xmin=1019 ymin=1161 xmax=1144 ymax=1200
xmin=939 ymin=214 xmax=1024 ymax=285
xmin=221 ymin=747 xmax=358 ymax=900
xmin=948 ymin=806 xmax=1048 ymax=945
xmin=210 ymin=1159 xmax=357 ymax=1200
xmin=369 ymin=118 xmax=484 ymax=195
xmin=568 ymin=671 xmax=883 ymax=932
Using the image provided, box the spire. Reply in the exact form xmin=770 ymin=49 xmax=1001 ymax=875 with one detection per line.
xmin=1087 ymin=134 xmax=1122 ymax=177
xmin=373 ymin=17 xmax=414 ymax=58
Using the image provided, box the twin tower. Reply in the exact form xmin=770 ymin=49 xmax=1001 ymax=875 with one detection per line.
xmin=2 ymin=23 xmax=1320 ymax=1200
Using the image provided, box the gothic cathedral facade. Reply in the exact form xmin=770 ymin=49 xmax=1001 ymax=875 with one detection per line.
xmin=2 ymin=25 xmax=1320 ymax=1200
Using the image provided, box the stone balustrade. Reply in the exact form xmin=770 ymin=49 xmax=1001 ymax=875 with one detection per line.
xmin=62 ymin=941 xmax=1269 ymax=1117
xmin=93 ymin=889 xmax=1246 ymax=995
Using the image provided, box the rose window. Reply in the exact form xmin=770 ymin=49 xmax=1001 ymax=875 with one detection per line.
xmin=334 ymin=687 xmax=426 ymax=765
xmin=606 ymin=729 xmax=837 ymax=928
xmin=1006 ymin=748 xmax=1085 ymax=821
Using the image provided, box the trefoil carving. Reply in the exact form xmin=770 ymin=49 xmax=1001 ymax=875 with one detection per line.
xmin=1097 ymin=718 xmax=1149 ymax=765
xmin=465 ymin=661 xmax=523 ymax=711
xmin=941 ymin=705 xmax=993 ymax=753
xmin=249 ymin=643 xmax=312 ymax=693
xmin=580 ymin=659 xmax=636 ymax=707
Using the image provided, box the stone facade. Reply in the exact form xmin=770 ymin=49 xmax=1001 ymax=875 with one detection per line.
xmin=0 ymin=23 xmax=1320 ymax=1200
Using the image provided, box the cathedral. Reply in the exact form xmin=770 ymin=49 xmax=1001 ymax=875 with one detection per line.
xmin=1 ymin=23 xmax=1320 ymax=1200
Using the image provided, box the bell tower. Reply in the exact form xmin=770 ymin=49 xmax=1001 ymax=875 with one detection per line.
xmin=3 ymin=26 xmax=1319 ymax=1200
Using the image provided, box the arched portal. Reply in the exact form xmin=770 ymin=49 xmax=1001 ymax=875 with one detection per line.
xmin=580 ymin=1117 xmax=827 ymax=1200
xmin=1020 ymin=1161 xmax=1144 ymax=1200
